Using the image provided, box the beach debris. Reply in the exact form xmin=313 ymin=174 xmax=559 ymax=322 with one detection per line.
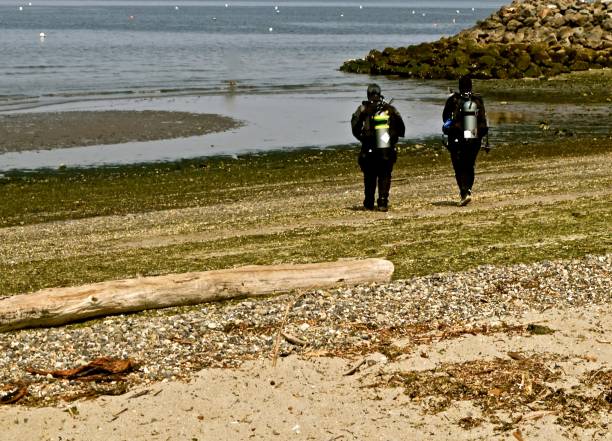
xmin=170 ymin=336 xmax=195 ymax=345
xmin=527 ymin=324 xmax=555 ymax=335
xmin=271 ymin=292 xmax=307 ymax=367
xmin=488 ymin=387 xmax=503 ymax=397
xmin=457 ymin=416 xmax=483 ymax=429
xmin=64 ymin=405 xmax=79 ymax=417
xmin=369 ymin=356 xmax=567 ymax=425
xmin=520 ymin=410 xmax=558 ymax=421
xmin=343 ymin=357 xmax=366 ymax=376
xmin=0 ymin=383 xmax=28 ymax=405
xmin=128 ymin=389 xmax=151 ymax=399
xmin=108 ymin=407 xmax=128 ymax=422
xmin=26 ymin=357 xmax=138 ymax=381
xmin=281 ymin=332 xmax=307 ymax=346
xmin=513 ymin=429 xmax=526 ymax=441
xmin=507 ymin=351 xmax=525 ymax=361
xmin=0 ymin=259 xmax=392 ymax=333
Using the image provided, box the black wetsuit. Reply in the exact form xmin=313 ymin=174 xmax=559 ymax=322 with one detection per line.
xmin=351 ymin=100 xmax=405 ymax=210
xmin=442 ymin=92 xmax=488 ymax=199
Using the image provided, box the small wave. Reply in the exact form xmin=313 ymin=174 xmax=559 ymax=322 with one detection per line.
xmin=0 ymin=79 xmax=368 ymax=113
xmin=9 ymin=65 xmax=68 ymax=70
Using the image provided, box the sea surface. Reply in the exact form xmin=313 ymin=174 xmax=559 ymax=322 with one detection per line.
xmin=0 ymin=0 xmax=507 ymax=170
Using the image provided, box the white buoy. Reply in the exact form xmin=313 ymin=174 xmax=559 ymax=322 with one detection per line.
xmin=340 ymin=13 xmax=343 ymax=17
xmin=39 ymin=32 xmax=46 ymax=41
xmin=268 ymin=27 xmax=273 ymax=32
xmin=452 ymin=18 xmax=456 ymax=23
xmin=412 ymin=10 xmax=415 ymax=14
xmin=212 ymin=16 xmax=216 ymax=20
xmin=175 ymin=6 xmax=179 ymax=10
xmin=422 ymin=12 xmax=426 ymax=16
xmin=274 ymin=5 xmax=278 ymax=10
xmin=225 ymin=3 xmax=228 ymax=7
xmin=19 ymin=6 xmax=23 ymax=10
xmin=456 ymin=9 xmax=460 ymax=14
xmin=28 ymin=2 xmax=32 ymax=5
xmin=472 ymin=7 xmax=475 ymax=11
xmin=359 ymin=5 xmax=363 ymax=9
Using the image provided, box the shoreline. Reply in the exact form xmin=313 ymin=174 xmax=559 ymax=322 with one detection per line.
xmin=0 ymin=70 xmax=609 ymax=173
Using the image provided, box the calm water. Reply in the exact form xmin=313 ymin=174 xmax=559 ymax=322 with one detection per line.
xmin=0 ymin=0 xmax=506 ymax=170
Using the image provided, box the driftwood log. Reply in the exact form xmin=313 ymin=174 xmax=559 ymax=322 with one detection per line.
xmin=0 ymin=258 xmax=394 ymax=332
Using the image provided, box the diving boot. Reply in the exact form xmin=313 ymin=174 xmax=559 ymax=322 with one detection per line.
xmin=459 ymin=190 xmax=472 ymax=207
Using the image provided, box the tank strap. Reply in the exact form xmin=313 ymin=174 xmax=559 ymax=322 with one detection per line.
xmin=373 ymin=112 xmax=389 ymax=128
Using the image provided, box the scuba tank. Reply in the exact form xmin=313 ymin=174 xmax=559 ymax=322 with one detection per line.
xmin=373 ymin=108 xmax=391 ymax=148
xmin=462 ymin=96 xmax=478 ymax=139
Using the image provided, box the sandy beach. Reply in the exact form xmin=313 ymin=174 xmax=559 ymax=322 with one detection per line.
xmin=0 ymin=68 xmax=610 ymax=441
xmin=0 ymin=111 xmax=241 ymax=154
xmin=2 ymin=0 xmax=610 ymax=438
xmin=0 ymin=297 xmax=610 ymax=441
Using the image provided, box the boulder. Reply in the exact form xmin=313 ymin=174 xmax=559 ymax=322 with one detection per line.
xmin=584 ymin=26 xmax=604 ymax=49
xmin=506 ymin=18 xmax=522 ymax=31
xmin=524 ymin=63 xmax=543 ymax=77
xmin=549 ymin=13 xmax=566 ymax=28
xmin=570 ymin=60 xmax=590 ymax=71
xmin=516 ymin=51 xmax=532 ymax=71
xmin=565 ymin=11 xmax=589 ymax=26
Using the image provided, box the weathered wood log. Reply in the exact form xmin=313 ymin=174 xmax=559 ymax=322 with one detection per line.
xmin=0 ymin=258 xmax=394 ymax=332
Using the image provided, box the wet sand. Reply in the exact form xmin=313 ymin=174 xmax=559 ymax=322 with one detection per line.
xmin=0 ymin=111 xmax=242 ymax=154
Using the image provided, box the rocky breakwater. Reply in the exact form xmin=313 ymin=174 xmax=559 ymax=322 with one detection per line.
xmin=341 ymin=0 xmax=612 ymax=79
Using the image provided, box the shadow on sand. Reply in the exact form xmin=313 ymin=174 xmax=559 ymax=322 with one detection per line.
xmin=432 ymin=200 xmax=459 ymax=207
